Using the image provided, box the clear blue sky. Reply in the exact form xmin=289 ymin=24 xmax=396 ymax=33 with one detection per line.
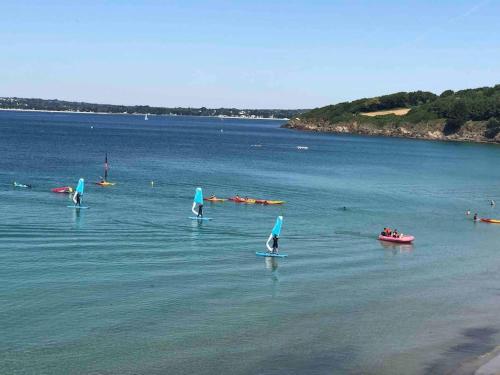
xmin=1 ymin=0 xmax=499 ymax=108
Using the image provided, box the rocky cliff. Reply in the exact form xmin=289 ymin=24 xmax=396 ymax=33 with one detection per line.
xmin=283 ymin=118 xmax=500 ymax=144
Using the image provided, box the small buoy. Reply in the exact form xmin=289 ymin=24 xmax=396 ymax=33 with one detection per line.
xmin=90 ymin=126 xmax=94 ymax=129
xmin=151 ymin=181 xmax=154 ymax=187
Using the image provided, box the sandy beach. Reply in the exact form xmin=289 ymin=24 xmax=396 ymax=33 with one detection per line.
xmin=360 ymin=108 xmax=411 ymax=117
xmin=454 ymin=347 xmax=500 ymax=375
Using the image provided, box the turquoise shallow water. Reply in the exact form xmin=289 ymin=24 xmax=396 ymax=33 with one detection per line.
xmin=1 ymin=111 xmax=500 ymax=374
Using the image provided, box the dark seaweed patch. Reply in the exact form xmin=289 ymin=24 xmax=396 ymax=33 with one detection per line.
xmin=424 ymin=326 xmax=499 ymax=375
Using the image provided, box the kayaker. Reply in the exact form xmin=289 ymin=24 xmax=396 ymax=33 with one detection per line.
xmin=197 ymin=203 xmax=203 ymax=217
xmin=271 ymin=234 xmax=279 ymax=254
xmin=209 ymin=194 xmax=216 ymax=199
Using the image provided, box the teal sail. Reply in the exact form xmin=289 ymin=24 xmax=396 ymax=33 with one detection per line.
xmin=191 ymin=187 xmax=204 ymax=215
xmin=266 ymin=216 xmax=283 ymax=252
xmin=76 ymin=178 xmax=85 ymax=195
xmin=72 ymin=178 xmax=85 ymax=206
xmin=271 ymin=216 xmax=283 ymax=236
xmin=194 ymin=187 xmax=203 ymax=204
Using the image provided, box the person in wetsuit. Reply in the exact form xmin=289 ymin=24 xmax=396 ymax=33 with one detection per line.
xmin=197 ymin=203 xmax=203 ymax=217
xmin=75 ymin=192 xmax=81 ymax=206
xmin=272 ymin=234 xmax=279 ymax=254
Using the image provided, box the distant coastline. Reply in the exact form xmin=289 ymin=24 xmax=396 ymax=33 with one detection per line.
xmin=0 ymin=97 xmax=305 ymax=120
xmin=0 ymin=108 xmax=290 ymax=120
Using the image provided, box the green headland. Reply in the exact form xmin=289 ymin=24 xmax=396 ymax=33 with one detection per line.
xmin=285 ymin=84 xmax=500 ymax=143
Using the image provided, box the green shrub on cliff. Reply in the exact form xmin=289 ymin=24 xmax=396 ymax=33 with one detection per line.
xmin=485 ymin=117 xmax=500 ymax=139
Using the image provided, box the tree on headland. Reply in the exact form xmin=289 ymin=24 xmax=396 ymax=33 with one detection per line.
xmin=443 ymin=100 xmax=467 ymax=135
xmin=485 ymin=117 xmax=500 ymax=139
xmin=440 ymin=90 xmax=454 ymax=98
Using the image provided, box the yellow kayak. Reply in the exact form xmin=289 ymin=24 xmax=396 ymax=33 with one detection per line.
xmin=264 ymin=200 xmax=285 ymax=205
xmin=204 ymin=197 xmax=227 ymax=202
xmin=95 ymin=181 xmax=116 ymax=186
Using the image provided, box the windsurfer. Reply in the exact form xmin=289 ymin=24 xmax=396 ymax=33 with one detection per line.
xmin=75 ymin=192 xmax=81 ymax=206
xmin=271 ymin=235 xmax=279 ymax=254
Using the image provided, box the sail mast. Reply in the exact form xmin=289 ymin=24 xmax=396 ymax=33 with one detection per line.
xmin=104 ymin=153 xmax=108 ymax=181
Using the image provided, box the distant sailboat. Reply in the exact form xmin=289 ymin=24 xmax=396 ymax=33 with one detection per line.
xmin=95 ymin=153 xmax=115 ymax=186
xmin=145 ymin=114 xmax=149 ymax=120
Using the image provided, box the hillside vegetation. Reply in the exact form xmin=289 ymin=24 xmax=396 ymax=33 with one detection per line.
xmin=289 ymin=85 xmax=500 ymax=141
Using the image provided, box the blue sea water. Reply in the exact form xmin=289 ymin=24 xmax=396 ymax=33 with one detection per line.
xmin=1 ymin=110 xmax=500 ymax=374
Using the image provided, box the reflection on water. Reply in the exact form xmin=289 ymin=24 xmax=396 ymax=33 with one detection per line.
xmin=379 ymin=240 xmax=414 ymax=254
xmin=190 ymin=218 xmax=204 ymax=228
xmin=71 ymin=207 xmax=83 ymax=229
xmin=265 ymin=256 xmax=278 ymax=271
xmin=265 ymin=257 xmax=279 ymax=283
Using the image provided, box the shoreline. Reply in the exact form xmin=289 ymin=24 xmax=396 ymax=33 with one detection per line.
xmin=453 ymin=346 xmax=500 ymax=375
xmin=283 ymin=119 xmax=500 ymax=145
xmin=0 ymin=108 xmax=288 ymax=120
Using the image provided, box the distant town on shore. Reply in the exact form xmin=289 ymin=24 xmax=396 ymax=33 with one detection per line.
xmin=0 ymin=97 xmax=307 ymax=120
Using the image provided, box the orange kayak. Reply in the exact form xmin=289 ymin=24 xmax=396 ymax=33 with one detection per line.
xmin=229 ymin=197 xmax=284 ymax=204
xmin=263 ymin=200 xmax=285 ymax=205
xmin=480 ymin=218 xmax=500 ymax=224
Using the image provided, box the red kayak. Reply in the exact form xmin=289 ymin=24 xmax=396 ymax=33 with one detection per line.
xmin=378 ymin=234 xmax=414 ymax=244
xmin=228 ymin=197 xmax=247 ymax=203
xmin=51 ymin=186 xmax=73 ymax=194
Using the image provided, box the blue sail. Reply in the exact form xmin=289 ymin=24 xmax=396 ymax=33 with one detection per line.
xmin=271 ymin=216 xmax=283 ymax=236
xmin=194 ymin=187 xmax=203 ymax=204
xmin=76 ymin=178 xmax=85 ymax=195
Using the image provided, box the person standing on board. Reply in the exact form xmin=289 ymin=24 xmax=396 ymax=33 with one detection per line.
xmin=271 ymin=234 xmax=279 ymax=254
xmin=197 ymin=203 xmax=203 ymax=218
xmin=74 ymin=191 xmax=81 ymax=206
